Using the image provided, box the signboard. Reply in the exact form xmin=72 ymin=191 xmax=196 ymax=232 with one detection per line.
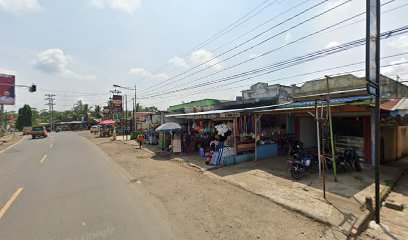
xmin=103 ymin=106 xmax=110 ymax=116
xmin=112 ymin=95 xmax=123 ymax=113
xmin=0 ymin=74 xmax=15 ymax=105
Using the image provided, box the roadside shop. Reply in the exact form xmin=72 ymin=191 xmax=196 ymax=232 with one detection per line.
xmin=166 ymin=105 xmax=287 ymax=166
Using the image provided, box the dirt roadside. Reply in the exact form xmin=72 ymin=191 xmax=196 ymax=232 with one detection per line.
xmin=79 ymin=132 xmax=339 ymax=240
xmin=0 ymin=133 xmax=22 ymax=152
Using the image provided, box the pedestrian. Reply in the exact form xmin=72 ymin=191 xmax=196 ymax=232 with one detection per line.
xmin=137 ymin=133 xmax=144 ymax=149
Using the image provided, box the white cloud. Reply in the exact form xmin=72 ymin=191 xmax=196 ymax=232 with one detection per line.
xmin=0 ymin=0 xmax=43 ymax=14
xmin=33 ymin=48 xmax=96 ymax=80
xmin=90 ymin=0 xmax=141 ymax=14
xmin=382 ymin=57 xmax=408 ymax=77
xmin=129 ymin=67 xmax=168 ymax=81
xmin=284 ymin=33 xmax=292 ymax=44
xmin=168 ymin=56 xmax=189 ymax=68
xmin=325 ymin=41 xmax=340 ymax=49
xmin=0 ymin=68 xmax=16 ymax=75
xmin=191 ymin=49 xmax=222 ymax=70
xmin=389 ymin=36 xmax=408 ymax=50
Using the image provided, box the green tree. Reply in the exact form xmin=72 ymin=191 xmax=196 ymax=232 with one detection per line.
xmin=91 ymin=105 xmax=103 ymax=119
xmin=16 ymin=104 xmax=32 ymax=131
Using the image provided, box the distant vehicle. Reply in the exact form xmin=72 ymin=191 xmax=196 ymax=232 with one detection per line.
xmin=22 ymin=126 xmax=32 ymax=135
xmin=31 ymin=126 xmax=47 ymax=139
xmin=90 ymin=125 xmax=100 ymax=134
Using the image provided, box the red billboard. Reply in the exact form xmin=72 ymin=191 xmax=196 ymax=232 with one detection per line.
xmin=112 ymin=95 xmax=123 ymax=113
xmin=0 ymin=74 xmax=15 ymax=105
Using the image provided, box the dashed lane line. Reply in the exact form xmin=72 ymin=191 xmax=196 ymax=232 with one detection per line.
xmin=40 ymin=154 xmax=48 ymax=164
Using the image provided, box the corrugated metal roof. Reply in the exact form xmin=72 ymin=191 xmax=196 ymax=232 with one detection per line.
xmin=393 ymin=98 xmax=408 ymax=110
xmin=381 ymin=99 xmax=402 ymax=111
xmin=165 ymin=103 xmax=290 ymax=117
xmin=166 ymin=95 xmax=371 ymax=118
xmin=282 ymin=95 xmax=372 ymax=108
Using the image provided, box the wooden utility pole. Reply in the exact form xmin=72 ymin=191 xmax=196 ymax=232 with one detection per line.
xmin=325 ymin=76 xmax=337 ymax=182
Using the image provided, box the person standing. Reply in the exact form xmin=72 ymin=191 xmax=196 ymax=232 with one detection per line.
xmin=137 ymin=133 xmax=144 ymax=149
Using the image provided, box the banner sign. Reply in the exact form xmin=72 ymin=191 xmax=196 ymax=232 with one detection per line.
xmin=112 ymin=95 xmax=123 ymax=113
xmin=103 ymin=106 xmax=110 ymax=116
xmin=0 ymin=74 xmax=15 ymax=105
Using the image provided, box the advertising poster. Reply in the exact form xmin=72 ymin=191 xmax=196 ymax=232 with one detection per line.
xmin=112 ymin=95 xmax=123 ymax=113
xmin=103 ymin=106 xmax=110 ymax=115
xmin=0 ymin=74 xmax=15 ymax=105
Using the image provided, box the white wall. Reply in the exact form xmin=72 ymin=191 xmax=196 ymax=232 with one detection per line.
xmin=299 ymin=117 xmax=317 ymax=148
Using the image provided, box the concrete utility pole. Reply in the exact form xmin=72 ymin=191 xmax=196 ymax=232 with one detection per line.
xmin=45 ymin=94 xmax=56 ymax=131
xmin=366 ymin=0 xmax=381 ymax=224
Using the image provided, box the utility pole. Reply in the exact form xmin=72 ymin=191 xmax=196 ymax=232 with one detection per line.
xmin=134 ymin=85 xmax=137 ymax=133
xmin=45 ymin=94 xmax=56 ymax=131
xmin=125 ymin=94 xmax=128 ymax=140
xmin=366 ymin=0 xmax=381 ymax=224
xmin=396 ymin=75 xmax=400 ymax=98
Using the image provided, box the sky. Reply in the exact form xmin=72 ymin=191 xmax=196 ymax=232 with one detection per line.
xmin=1 ymin=0 xmax=408 ymax=112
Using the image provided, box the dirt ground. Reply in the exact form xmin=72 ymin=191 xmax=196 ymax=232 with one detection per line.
xmin=0 ymin=133 xmax=22 ymax=152
xmin=79 ymin=132 xmax=338 ymax=240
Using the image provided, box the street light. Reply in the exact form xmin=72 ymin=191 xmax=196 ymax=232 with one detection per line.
xmin=112 ymin=84 xmax=137 ymax=132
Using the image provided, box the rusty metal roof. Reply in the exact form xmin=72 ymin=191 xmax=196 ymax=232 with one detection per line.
xmin=380 ymin=99 xmax=402 ymax=111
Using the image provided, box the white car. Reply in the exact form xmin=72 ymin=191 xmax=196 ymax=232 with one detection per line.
xmin=90 ymin=125 xmax=100 ymax=134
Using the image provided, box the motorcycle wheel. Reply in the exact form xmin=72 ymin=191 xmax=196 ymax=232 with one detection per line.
xmin=336 ymin=160 xmax=347 ymax=173
xmin=309 ymin=160 xmax=319 ymax=173
xmin=291 ymin=163 xmax=304 ymax=179
xmin=354 ymin=160 xmax=362 ymax=171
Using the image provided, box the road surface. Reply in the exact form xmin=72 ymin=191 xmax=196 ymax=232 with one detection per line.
xmin=0 ymin=132 xmax=174 ymax=240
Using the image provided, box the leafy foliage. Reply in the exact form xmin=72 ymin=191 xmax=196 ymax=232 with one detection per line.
xmin=16 ymin=104 xmax=32 ymax=130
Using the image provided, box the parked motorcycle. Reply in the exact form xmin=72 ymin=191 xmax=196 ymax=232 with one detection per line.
xmin=314 ymin=148 xmax=362 ymax=173
xmin=287 ymin=140 xmax=319 ymax=179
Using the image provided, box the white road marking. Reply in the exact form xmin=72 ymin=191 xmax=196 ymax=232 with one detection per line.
xmin=0 ymin=136 xmax=26 ymax=154
xmin=50 ymin=143 xmax=53 ymax=148
xmin=40 ymin=154 xmax=48 ymax=164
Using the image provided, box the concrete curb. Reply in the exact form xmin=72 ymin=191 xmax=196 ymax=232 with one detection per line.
xmin=205 ymin=171 xmax=333 ymax=227
xmin=350 ymin=171 xmax=404 ymax=238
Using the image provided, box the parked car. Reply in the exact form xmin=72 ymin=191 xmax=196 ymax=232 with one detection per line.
xmin=31 ymin=126 xmax=47 ymax=139
xmin=90 ymin=125 xmax=100 ymax=134
xmin=22 ymin=126 xmax=32 ymax=135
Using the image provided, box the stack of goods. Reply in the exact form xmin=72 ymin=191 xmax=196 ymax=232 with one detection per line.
xmin=210 ymin=146 xmax=234 ymax=166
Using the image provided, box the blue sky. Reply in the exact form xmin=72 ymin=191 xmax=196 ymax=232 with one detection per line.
xmin=1 ymin=0 xmax=407 ymax=112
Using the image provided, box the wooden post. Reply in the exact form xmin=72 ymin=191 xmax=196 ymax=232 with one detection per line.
xmin=315 ymin=100 xmax=322 ymax=176
xmin=325 ymin=75 xmax=338 ymax=182
xmin=233 ymin=117 xmax=237 ymax=156
xmin=321 ymin=101 xmax=326 ymax=200
xmin=255 ymin=113 xmax=258 ymax=161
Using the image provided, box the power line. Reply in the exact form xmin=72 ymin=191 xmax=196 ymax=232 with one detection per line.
xmin=135 ymin=0 xmax=280 ymax=86
xmin=144 ymin=60 xmax=408 ymax=107
xmin=180 ymin=0 xmax=281 ymax=58
xmin=210 ymin=0 xmax=314 ymax=54
xmin=138 ymin=24 xmax=408 ymax=99
xmin=45 ymin=94 xmax=56 ymax=131
xmin=142 ymin=52 xmax=408 ymax=104
xmin=141 ymin=0 xmax=332 ymax=92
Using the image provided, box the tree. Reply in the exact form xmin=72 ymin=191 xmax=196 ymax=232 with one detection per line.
xmin=16 ymin=104 xmax=32 ymax=131
xmin=91 ymin=105 xmax=102 ymax=119
xmin=143 ymin=106 xmax=158 ymax=112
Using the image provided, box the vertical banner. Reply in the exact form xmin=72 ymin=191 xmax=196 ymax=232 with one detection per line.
xmin=112 ymin=95 xmax=123 ymax=113
xmin=0 ymin=74 xmax=15 ymax=105
xmin=103 ymin=106 xmax=110 ymax=119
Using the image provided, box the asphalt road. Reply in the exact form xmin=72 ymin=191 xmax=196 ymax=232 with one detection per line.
xmin=0 ymin=132 xmax=174 ymax=240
